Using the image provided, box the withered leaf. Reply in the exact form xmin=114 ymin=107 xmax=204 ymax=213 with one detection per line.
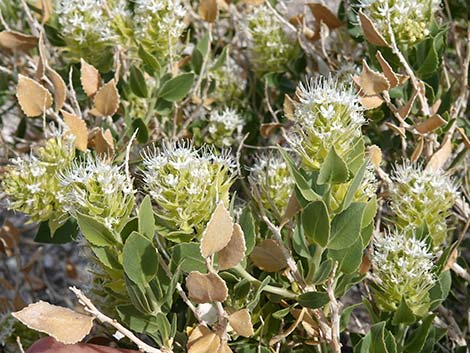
xmin=0 ymin=31 xmax=38 ymax=51
xmin=270 ymin=308 xmax=305 ymax=346
xmin=457 ymin=127 xmax=470 ymax=148
xmin=12 ymin=301 xmax=94 ymax=344
xmin=93 ymin=79 xmax=119 ymax=116
xmin=411 ymin=137 xmax=424 ymax=162
xmin=358 ymin=11 xmax=389 ymax=47
xmin=199 ymin=0 xmax=218 ymax=23
xmin=375 ymin=51 xmax=399 ymax=88
xmin=186 ymin=271 xmax=228 ymax=303
xmin=62 ymin=110 xmax=88 ymax=151
xmin=307 ymin=4 xmax=342 ymax=29
xmin=200 ymin=202 xmax=233 ymax=258
xmin=16 ymin=74 xmax=53 ymax=117
xmin=188 ymin=331 xmax=220 ymax=353
xmin=80 ymin=58 xmax=101 ymax=97
xmin=359 ymin=95 xmax=384 ymax=110
xmin=284 ymin=94 xmax=296 ymax=120
xmin=242 ymin=0 xmax=264 ymax=4
xmin=426 ymin=138 xmax=452 ymax=171
xmin=250 ymin=239 xmax=287 ymax=272
xmin=228 ymin=309 xmax=254 ymax=337
xmin=397 ymin=91 xmax=418 ymax=119
xmin=36 ymin=0 xmax=53 ymax=24
xmin=367 ymin=145 xmax=382 ymax=168
xmin=260 ymin=123 xmax=283 ymax=138
xmin=415 ymin=114 xmax=446 ymax=134
xmin=280 ymin=192 xmax=301 ymax=228
xmin=218 ymin=223 xmax=246 ymax=271
xmin=353 ymin=60 xmax=390 ymax=96
xmin=47 ymin=68 xmax=67 ymax=111
xmin=93 ymin=128 xmax=114 ymax=157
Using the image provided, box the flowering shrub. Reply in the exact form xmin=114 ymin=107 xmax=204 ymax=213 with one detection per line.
xmin=0 ymin=0 xmax=469 ymax=352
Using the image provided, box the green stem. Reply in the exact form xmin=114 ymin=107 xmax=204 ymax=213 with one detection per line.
xmin=395 ymin=324 xmax=408 ymax=353
xmin=306 ymin=245 xmax=324 ymax=284
xmin=234 ymin=264 xmax=298 ymax=300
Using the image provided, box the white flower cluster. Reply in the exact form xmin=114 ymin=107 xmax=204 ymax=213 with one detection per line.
xmin=250 ymin=152 xmax=294 ymax=216
xmin=292 ymin=76 xmax=366 ymax=170
xmin=390 ymin=162 xmax=459 ymax=246
xmin=60 ymin=158 xmax=134 ymax=230
xmin=211 ymin=57 xmax=247 ymax=104
xmin=372 ymin=228 xmax=436 ymax=316
xmin=142 ymin=141 xmax=236 ymax=240
xmin=359 ymin=0 xmax=441 ymax=44
xmin=134 ymin=0 xmax=186 ymax=59
xmin=206 ymin=108 xmax=245 ymax=147
xmin=248 ymin=5 xmax=297 ymax=74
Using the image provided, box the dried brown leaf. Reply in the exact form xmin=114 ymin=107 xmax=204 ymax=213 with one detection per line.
xmin=358 ymin=10 xmax=389 ymax=47
xmin=228 ymin=309 xmax=254 ymax=337
xmin=415 ymin=114 xmax=446 ymax=134
xmin=353 ymin=60 xmax=390 ymax=96
xmin=93 ymin=79 xmax=119 ymax=116
xmin=411 ymin=137 xmax=424 ymax=162
xmin=242 ymin=0 xmax=264 ymax=4
xmin=457 ymin=127 xmax=470 ymax=148
xmin=426 ymin=138 xmax=452 ymax=171
xmin=186 ymin=271 xmax=228 ymax=303
xmin=47 ymin=68 xmax=67 ymax=111
xmin=270 ymin=308 xmax=305 ymax=345
xmin=199 ymin=0 xmax=218 ymax=23
xmin=260 ymin=123 xmax=283 ymax=138
xmin=188 ymin=331 xmax=220 ymax=353
xmin=80 ymin=59 xmax=101 ymax=97
xmin=218 ymin=223 xmax=246 ymax=270
xmin=16 ymin=74 xmax=52 ymax=117
xmin=397 ymin=91 xmax=418 ymax=119
xmin=359 ymin=95 xmax=384 ymax=110
xmin=280 ymin=192 xmax=301 ymax=228
xmin=385 ymin=122 xmax=406 ymax=137
xmin=367 ymin=145 xmax=382 ymax=168
xmin=12 ymin=301 xmax=94 ymax=344
xmin=62 ymin=110 xmax=88 ymax=151
xmin=0 ymin=31 xmax=38 ymax=51
xmin=93 ymin=129 xmax=114 ymax=157
xmin=284 ymin=94 xmax=296 ymax=120
xmin=375 ymin=51 xmax=399 ymax=88
xmin=36 ymin=0 xmax=53 ymax=24
xmin=250 ymin=239 xmax=287 ymax=272
xmin=307 ymin=4 xmax=342 ymax=29
xmin=200 ymin=202 xmax=233 ymax=258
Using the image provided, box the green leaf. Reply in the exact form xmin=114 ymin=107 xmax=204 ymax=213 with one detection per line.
xmin=123 ymin=232 xmax=159 ymax=286
xmin=272 ymin=306 xmax=291 ymax=319
xmin=340 ymin=161 xmax=367 ymax=212
xmin=239 ymin=207 xmax=256 ymax=255
xmin=196 ymin=33 xmax=210 ymax=56
xmin=328 ymin=236 xmax=363 ymax=274
xmin=318 ymin=147 xmax=349 ymax=185
xmin=117 ymin=304 xmax=161 ymax=335
xmin=278 ymin=147 xmax=321 ymax=201
xmin=129 ymin=66 xmax=148 ymax=98
xmin=302 ymin=200 xmax=330 ymax=247
xmin=312 ymin=258 xmax=334 ymax=284
xmin=292 ymin=222 xmax=310 ymax=258
xmin=417 ymin=37 xmax=439 ymax=79
xmin=169 ymin=243 xmax=207 ymax=273
xmin=429 ymin=270 xmax=451 ymax=310
xmin=158 ymin=73 xmax=194 ymax=102
xmin=131 ymin=118 xmax=149 ymax=144
xmin=392 ymin=298 xmax=416 ymax=325
xmin=247 ymin=276 xmax=271 ymax=310
xmin=328 ymin=203 xmax=366 ymax=250
xmin=139 ymin=195 xmax=155 ymax=240
xmin=298 ymin=291 xmax=330 ymax=309
xmin=35 ymin=218 xmax=78 ymax=244
xmin=362 ymin=195 xmax=377 ymax=228
xmin=370 ymin=322 xmax=395 ymax=353
xmin=404 ymin=315 xmax=435 ymax=353
xmin=92 ymin=246 xmax=122 ymax=269
xmin=211 ymin=46 xmax=228 ymax=71
xmin=76 ymin=212 xmax=117 ymax=247
xmin=121 ymin=217 xmax=139 ymax=243
xmin=138 ymin=45 xmax=160 ymax=76
xmin=340 ymin=303 xmax=362 ymax=331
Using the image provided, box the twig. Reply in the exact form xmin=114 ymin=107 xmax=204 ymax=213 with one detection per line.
xmin=70 ymin=287 xmax=169 ymax=353
xmin=326 ymin=262 xmax=341 ymax=353
xmin=0 ymin=9 xmax=11 ymax=31
xmin=19 ymin=0 xmax=40 ymax=36
xmin=451 ymin=262 xmax=470 ymax=282
xmin=16 ymin=337 xmax=25 ymax=353
xmin=125 ymin=130 xmax=138 ymax=185
xmin=264 ymin=0 xmax=297 ymax=33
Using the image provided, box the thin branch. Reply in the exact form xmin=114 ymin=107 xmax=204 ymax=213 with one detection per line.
xmin=70 ymin=287 xmax=169 ymax=353
xmin=326 ymin=262 xmax=341 ymax=353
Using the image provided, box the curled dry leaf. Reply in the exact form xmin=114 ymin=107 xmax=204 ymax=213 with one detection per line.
xmin=426 ymin=138 xmax=452 ymax=171
xmin=200 ymin=202 xmax=233 ymax=258
xmin=385 ymin=122 xmax=406 ymax=138
xmin=0 ymin=31 xmax=38 ymax=51
xmin=280 ymin=192 xmax=301 ymax=228
xmin=284 ymin=94 xmax=296 ymax=120
xmin=199 ymin=0 xmax=218 ymax=23
xmin=218 ymin=223 xmax=246 ymax=271
xmin=359 ymin=95 xmax=384 ymax=110
xmin=307 ymin=4 xmax=342 ymax=29
xmin=375 ymin=51 xmax=399 ymax=88
xmin=250 ymin=239 xmax=288 ymax=272
xmin=397 ymin=91 xmax=418 ymax=119
xmin=457 ymin=127 xmax=470 ymax=148
xmin=47 ymin=68 xmax=67 ymax=111
xmin=353 ymin=60 xmax=390 ymax=96
xmin=92 ymin=129 xmax=114 ymax=157
xmin=270 ymin=308 xmax=306 ymax=346
xmin=35 ymin=0 xmax=53 ymax=24
xmin=415 ymin=114 xmax=446 ymax=134
xmin=411 ymin=137 xmax=424 ymax=162
xmin=80 ymin=59 xmax=101 ymax=97
xmin=228 ymin=309 xmax=254 ymax=337
xmin=367 ymin=145 xmax=382 ymax=168
xmin=36 ymin=33 xmax=47 ymax=80
xmin=358 ymin=10 xmax=389 ymax=47
xmin=62 ymin=110 xmax=88 ymax=151
xmin=93 ymin=79 xmax=119 ymax=116
xmin=16 ymin=74 xmax=53 ymax=117
xmin=12 ymin=301 xmax=94 ymax=345
xmin=260 ymin=123 xmax=283 ymax=138
xmin=186 ymin=271 xmax=228 ymax=303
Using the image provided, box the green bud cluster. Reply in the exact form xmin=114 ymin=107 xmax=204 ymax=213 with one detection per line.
xmin=60 ymin=158 xmax=135 ymax=230
xmin=142 ymin=141 xmax=237 ymax=241
xmin=247 ymin=5 xmax=298 ymax=74
xmin=210 ymin=57 xmax=247 ymax=106
xmin=390 ymin=162 xmax=459 ymax=246
xmin=360 ymin=0 xmax=440 ymax=45
xmin=371 ymin=228 xmax=436 ymax=316
xmin=2 ymin=134 xmax=75 ymax=231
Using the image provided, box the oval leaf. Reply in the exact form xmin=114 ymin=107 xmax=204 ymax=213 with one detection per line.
xmin=93 ymin=79 xmax=119 ymax=116
xmin=218 ymin=223 xmax=246 ymax=270
xmin=186 ymin=271 xmax=228 ymax=303
xmin=62 ymin=110 xmax=88 ymax=151
xmin=159 ymin=73 xmax=195 ymax=102
xmin=16 ymin=74 xmax=52 ymax=117
xmin=228 ymin=309 xmax=254 ymax=337
xmin=123 ymin=232 xmax=159 ymax=286
xmin=250 ymin=239 xmax=287 ymax=272
xmin=200 ymin=202 xmax=233 ymax=258
xmin=0 ymin=31 xmax=38 ymax=51
xmin=80 ymin=58 xmax=101 ymax=97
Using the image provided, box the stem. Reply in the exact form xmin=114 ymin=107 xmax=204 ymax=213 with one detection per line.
xmin=233 ymin=264 xmax=298 ymax=300
xmin=326 ymin=263 xmax=341 ymax=353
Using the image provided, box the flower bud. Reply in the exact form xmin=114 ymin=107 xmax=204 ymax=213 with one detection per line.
xmin=205 ymin=108 xmax=245 ymax=148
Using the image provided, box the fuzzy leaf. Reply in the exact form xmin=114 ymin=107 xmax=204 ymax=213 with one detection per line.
xmin=228 ymin=309 xmax=254 ymax=337
xmin=302 ymin=200 xmax=330 ymax=247
xmin=186 ymin=271 xmax=228 ymax=303
xmin=218 ymin=224 xmax=246 ymax=270
xmin=250 ymin=239 xmax=287 ymax=272
xmin=93 ymin=79 xmax=119 ymax=116
xmin=200 ymin=202 xmax=233 ymax=258
xmin=123 ymin=232 xmax=159 ymax=286
xmin=317 ymin=147 xmax=349 ymax=185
